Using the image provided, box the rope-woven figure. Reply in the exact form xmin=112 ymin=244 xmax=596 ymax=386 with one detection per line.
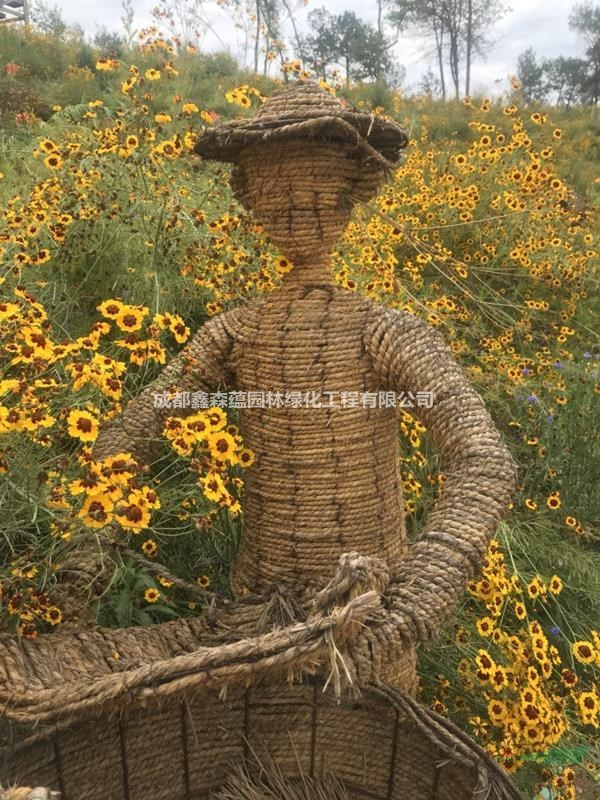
xmin=89 ymin=83 xmax=517 ymax=693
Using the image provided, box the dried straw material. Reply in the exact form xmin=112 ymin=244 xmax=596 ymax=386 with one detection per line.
xmin=58 ymin=80 xmax=516 ymax=698
xmin=194 ymin=81 xmax=409 ymax=168
xmin=0 ymin=789 xmax=59 ymax=800
xmin=1 ymin=679 xmax=524 ymax=800
xmin=211 ymin=758 xmax=357 ymax=800
xmin=89 ymin=274 xmax=516 ymax=692
xmin=0 ymin=554 xmax=414 ymax=726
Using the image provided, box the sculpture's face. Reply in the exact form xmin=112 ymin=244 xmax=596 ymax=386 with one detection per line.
xmin=231 ymin=140 xmax=386 ymax=265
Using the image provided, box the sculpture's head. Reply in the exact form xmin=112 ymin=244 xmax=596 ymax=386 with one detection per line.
xmin=195 ymin=83 xmax=408 ymax=275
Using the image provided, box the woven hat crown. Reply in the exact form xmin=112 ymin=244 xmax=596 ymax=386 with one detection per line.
xmin=253 ymin=82 xmax=348 ymax=120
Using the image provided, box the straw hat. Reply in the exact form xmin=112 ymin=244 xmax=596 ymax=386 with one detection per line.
xmin=194 ymin=81 xmax=409 ymax=168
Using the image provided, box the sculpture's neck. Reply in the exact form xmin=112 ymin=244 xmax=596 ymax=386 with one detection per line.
xmin=281 ymin=254 xmax=333 ymax=287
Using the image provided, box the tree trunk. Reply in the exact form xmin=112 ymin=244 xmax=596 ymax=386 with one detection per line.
xmin=281 ymin=0 xmax=303 ymax=66
xmin=449 ymin=28 xmax=460 ymax=99
xmin=433 ymin=16 xmax=446 ymax=101
xmin=465 ymin=0 xmax=472 ymax=96
xmin=254 ymin=0 xmax=260 ymax=74
xmin=263 ymin=33 xmax=269 ymax=75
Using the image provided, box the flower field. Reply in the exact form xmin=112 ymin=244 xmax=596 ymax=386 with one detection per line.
xmin=0 ymin=25 xmax=599 ymax=799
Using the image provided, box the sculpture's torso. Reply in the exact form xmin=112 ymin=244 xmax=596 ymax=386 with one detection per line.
xmin=224 ymin=283 xmax=408 ymax=593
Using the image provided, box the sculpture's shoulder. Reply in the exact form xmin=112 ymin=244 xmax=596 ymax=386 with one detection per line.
xmin=208 ymin=294 xmax=270 ymax=343
xmin=360 ymin=298 xmax=433 ymax=353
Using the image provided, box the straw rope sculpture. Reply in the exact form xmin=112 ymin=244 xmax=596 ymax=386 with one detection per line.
xmin=83 ymin=82 xmax=518 ymax=692
xmin=0 ymin=82 xmax=522 ymax=800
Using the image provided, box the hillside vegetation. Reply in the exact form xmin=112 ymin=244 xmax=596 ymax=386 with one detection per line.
xmin=0 ymin=26 xmax=598 ymax=799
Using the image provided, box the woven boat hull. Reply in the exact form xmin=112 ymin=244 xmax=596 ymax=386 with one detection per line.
xmin=2 ymin=680 xmax=523 ymax=800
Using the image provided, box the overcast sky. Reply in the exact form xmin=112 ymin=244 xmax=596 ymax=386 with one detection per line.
xmin=53 ymin=0 xmax=584 ymax=94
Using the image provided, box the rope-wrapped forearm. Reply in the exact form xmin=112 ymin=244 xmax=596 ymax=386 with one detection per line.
xmin=93 ymin=312 xmax=237 ymax=464
xmin=366 ymin=307 xmax=518 ymax=645
xmin=0 ymin=554 xmax=384 ymax=723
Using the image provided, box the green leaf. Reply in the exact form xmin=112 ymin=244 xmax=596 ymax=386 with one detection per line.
xmin=523 ymin=745 xmax=590 ymax=766
xmin=115 ymin=588 xmax=131 ymax=626
xmin=135 ymin=609 xmax=153 ymax=626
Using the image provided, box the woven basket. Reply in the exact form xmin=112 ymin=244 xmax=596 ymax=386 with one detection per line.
xmin=0 ymin=556 xmax=523 ymax=800
xmin=2 ymin=679 xmax=523 ymax=800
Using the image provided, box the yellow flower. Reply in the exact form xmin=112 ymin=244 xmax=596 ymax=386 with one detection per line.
xmin=116 ymin=491 xmax=152 ymax=532
xmin=487 ymin=698 xmax=508 ymax=724
xmin=206 ymin=407 xmax=227 ymax=431
xmin=489 ymin=665 xmax=509 ymax=692
xmin=0 ymin=302 xmax=20 ymax=320
xmin=44 ymin=153 xmax=63 ymax=169
xmin=44 ymin=606 xmax=62 ymax=626
xmin=475 ymin=649 xmax=495 ymax=675
xmin=115 ymin=306 xmax=147 ymax=332
xmin=168 ymin=314 xmax=190 ymax=343
xmin=201 ymin=470 xmax=227 ymax=502
xmin=476 ymin=616 xmax=495 ymax=637
xmin=513 ymin=601 xmax=527 ymax=620
xmin=274 ymin=255 xmax=294 ymax=274
xmin=141 ymin=539 xmax=158 ymax=558
xmin=144 ymin=587 xmax=160 ymax=603
xmin=238 ymin=448 xmax=255 ymax=467
xmin=572 ymin=640 xmax=595 ymax=664
xmin=39 ymin=138 xmax=57 ymax=153
xmin=97 ymin=299 xmax=125 ymax=319
xmin=546 ymin=492 xmax=561 ymax=510
xmin=207 ymin=430 xmax=238 ymax=463
xmin=526 ymin=577 xmax=546 ymax=599
xmin=77 ymin=494 xmax=114 ymax=528
xmin=576 ymin=692 xmax=598 ymax=724
xmin=67 ymin=410 xmax=99 ymax=442
xmin=549 ymin=575 xmax=563 ymax=595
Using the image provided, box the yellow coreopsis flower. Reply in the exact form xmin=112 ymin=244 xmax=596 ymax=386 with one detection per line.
xmin=67 ymin=409 xmax=99 ymax=442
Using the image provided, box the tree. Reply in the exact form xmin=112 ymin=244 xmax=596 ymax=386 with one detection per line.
xmin=30 ymin=0 xmax=68 ymax=39
xmin=390 ymin=0 xmax=507 ymax=99
xmin=301 ymin=8 xmax=339 ymax=79
xmin=390 ymin=0 xmax=448 ymax=99
xmin=120 ymin=0 xmax=137 ymax=50
xmin=544 ymin=56 xmax=588 ymax=108
xmin=93 ymin=28 xmax=125 ymax=57
xmin=569 ymin=1 xmax=600 ymax=104
xmin=301 ymin=9 xmax=393 ymax=86
xmin=516 ymin=48 xmax=547 ymax=104
xmin=151 ymin=0 xmax=208 ymax=49
xmin=418 ymin=66 xmax=443 ymax=97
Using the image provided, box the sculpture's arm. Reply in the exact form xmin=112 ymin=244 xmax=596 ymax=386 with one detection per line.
xmin=93 ymin=312 xmax=236 ymax=465
xmin=365 ymin=307 xmax=518 ymax=645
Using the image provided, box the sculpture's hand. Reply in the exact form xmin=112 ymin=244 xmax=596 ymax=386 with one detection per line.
xmin=93 ymin=312 xmax=236 ymax=465
xmin=365 ymin=306 xmax=518 ymax=647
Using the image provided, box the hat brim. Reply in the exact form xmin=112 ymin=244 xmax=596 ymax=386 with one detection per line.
xmin=194 ymin=113 xmax=409 ymax=169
